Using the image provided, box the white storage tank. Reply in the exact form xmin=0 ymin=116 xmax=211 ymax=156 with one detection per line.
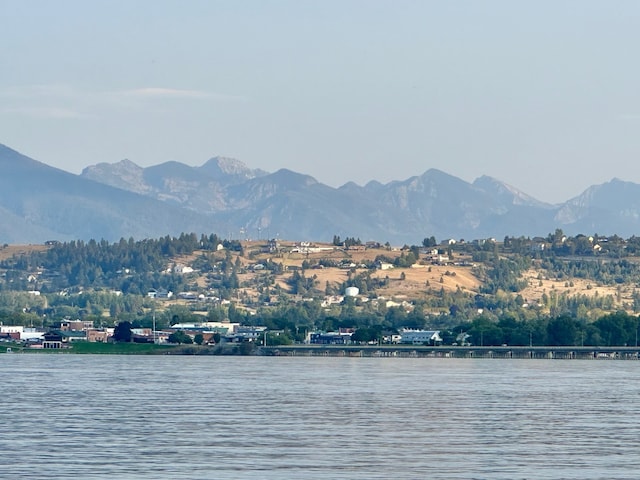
xmin=345 ymin=286 xmax=359 ymax=297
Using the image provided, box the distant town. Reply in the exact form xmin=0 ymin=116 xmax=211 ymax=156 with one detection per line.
xmin=3 ymin=230 xmax=640 ymax=352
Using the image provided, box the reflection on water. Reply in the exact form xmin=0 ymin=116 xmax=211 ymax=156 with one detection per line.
xmin=1 ymin=355 xmax=640 ymax=479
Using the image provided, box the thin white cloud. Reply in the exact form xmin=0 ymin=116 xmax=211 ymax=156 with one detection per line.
xmin=119 ymin=87 xmax=246 ymax=102
xmin=0 ymin=84 xmax=246 ymax=121
xmin=0 ymin=84 xmax=244 ymax=101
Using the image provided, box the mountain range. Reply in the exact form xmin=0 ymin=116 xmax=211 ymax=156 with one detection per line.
xmin=1 ymin=142 xmax=640 ymax=245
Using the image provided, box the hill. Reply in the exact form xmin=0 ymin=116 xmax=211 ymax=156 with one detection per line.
xmin=3 ymin=232 xmax=640 ymax=348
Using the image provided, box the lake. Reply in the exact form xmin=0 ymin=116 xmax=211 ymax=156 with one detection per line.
xmin=1 ymin=355 xmax=639 ymax=479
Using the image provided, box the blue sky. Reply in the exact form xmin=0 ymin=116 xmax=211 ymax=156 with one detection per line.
xmin=2 ymin=0 xmax=640 ymax=203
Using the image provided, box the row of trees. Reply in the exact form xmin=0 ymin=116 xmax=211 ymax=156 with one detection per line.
xmin=108 ymin=308 xmax=640 ymax=348
xmin=442 ymin=311 xmax=640 ymax=347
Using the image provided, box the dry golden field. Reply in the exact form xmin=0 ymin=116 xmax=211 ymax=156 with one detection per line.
xmin=518 ymin=268 xmax=630 ymax=307
xmin=235 ymin=241 xmax=482 ymax=302
xmin=0 ymin=244 xmax=49 ymax=261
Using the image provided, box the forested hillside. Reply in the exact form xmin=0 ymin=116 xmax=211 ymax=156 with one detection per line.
xmin=3 ymin=229 xmax=640 ymax=346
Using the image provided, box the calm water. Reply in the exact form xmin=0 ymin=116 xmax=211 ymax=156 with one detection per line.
xmin=1 ymin=355 xmax=640 ymax=479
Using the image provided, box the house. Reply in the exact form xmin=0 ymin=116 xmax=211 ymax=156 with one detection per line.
xmin=148 ymin=288 xmax=173 ymax=299
xmin=232 ymin=326 xmax=267 ymax=342
xmin=309 ymin=331 xmax=352 ymax=345
xmin=43 ymin=331 xmax=63 ymax=349
xmin=399 ymin=329 xmax=442 ymax=345
xmin=20 ymin=328 xmax=45 ymax=343
xmin=86 ymin=329 xmax=111 ymax=343
xmin=267 ymin=239 xmax=280 ymax=253
xmin=170 ymin=321 xmax=240 ymax=335
xmin=174 ymin=264 xmax=194 ymax=274
xmin=42 ymin=330 xmax=86 ymax=348
xmin=382 ymin=332 xmax=402 ymax=344
xmin=60 ymin=320 xmax=93 ymax=331
xmin=178 ymin=292 xmax=198 ymax=300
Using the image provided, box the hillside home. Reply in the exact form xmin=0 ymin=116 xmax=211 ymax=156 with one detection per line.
xmin=173 ymin=264 xmax=194 ymax=274
xmin=177 ymin=292 xmax=199 ymax=300
xmin=531 ymin=242 xmax=546 ymax=253
xmin=267 ymin=239 xmax=280 ymax=253
xmin=147 ymin=289 xmax=173 ymax=299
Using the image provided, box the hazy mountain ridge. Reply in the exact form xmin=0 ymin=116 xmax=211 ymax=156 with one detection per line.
xmin=3 ymin=143 xmax=640 ymax=244
xmin=0 ymin=144 xmax=228 ymax=243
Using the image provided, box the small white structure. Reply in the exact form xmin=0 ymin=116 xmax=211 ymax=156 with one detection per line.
xmin=174 ymin=264 xmax=194 ymax=274
xmin=345 ymin=286 xmax=359 ymax=297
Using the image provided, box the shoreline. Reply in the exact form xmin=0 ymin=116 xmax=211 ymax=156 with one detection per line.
xmin=4 ymin=342 xmax=640 ymax=359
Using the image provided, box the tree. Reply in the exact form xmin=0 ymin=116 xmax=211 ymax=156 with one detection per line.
xmin=113 ymin=321 xmax=133 ymax=342
xmin=168 ymin=330 xmax=193 ymax=344
xmin=194 ymin=333 xmax=204 ymax=345
xmin=351 ymin=327 xmax=379 ymax=344
xmin=594 ymin=311 xmax=638 ymax=346
xmin=422 ymin=236 xmax=437 ymax=248
xmin=547 ymin=315 xmax=578 ymax=346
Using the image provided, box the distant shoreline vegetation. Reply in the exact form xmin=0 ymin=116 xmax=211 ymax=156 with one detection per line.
xmin=2 ymin=230 xmax=640 ymax=352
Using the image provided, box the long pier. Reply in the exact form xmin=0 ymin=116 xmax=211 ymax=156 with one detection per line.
xmin=262 ymin=344 xmax=640 ymax=359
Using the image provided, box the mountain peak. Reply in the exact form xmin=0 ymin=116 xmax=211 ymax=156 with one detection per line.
xmin=82 ymin=158 xmax=142 ymax=175
xmin=9 ymin=142 xmax=640 ymax=243
xmin=81 ymin=158 xmax=148 ymax=194
xmin=473 ymin=175 xmax=550 ymax=208
xmin=199 ymin=156 xmax=261 ymax=179
xmin=270 ymin=168 xmax=318 ymax=187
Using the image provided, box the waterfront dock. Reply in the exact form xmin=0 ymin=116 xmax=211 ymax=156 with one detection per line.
xmin=262 ymin=344 xmax=640 ymax=359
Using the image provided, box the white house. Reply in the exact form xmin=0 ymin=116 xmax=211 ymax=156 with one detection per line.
xmin=399 ymin=329 xmax=442 ymax=345
xmin=174 ymin=264 xmax=194 ymax=274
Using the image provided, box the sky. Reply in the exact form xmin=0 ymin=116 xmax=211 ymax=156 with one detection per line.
xmin=1 ymin=0 xmax=640 ymax=204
